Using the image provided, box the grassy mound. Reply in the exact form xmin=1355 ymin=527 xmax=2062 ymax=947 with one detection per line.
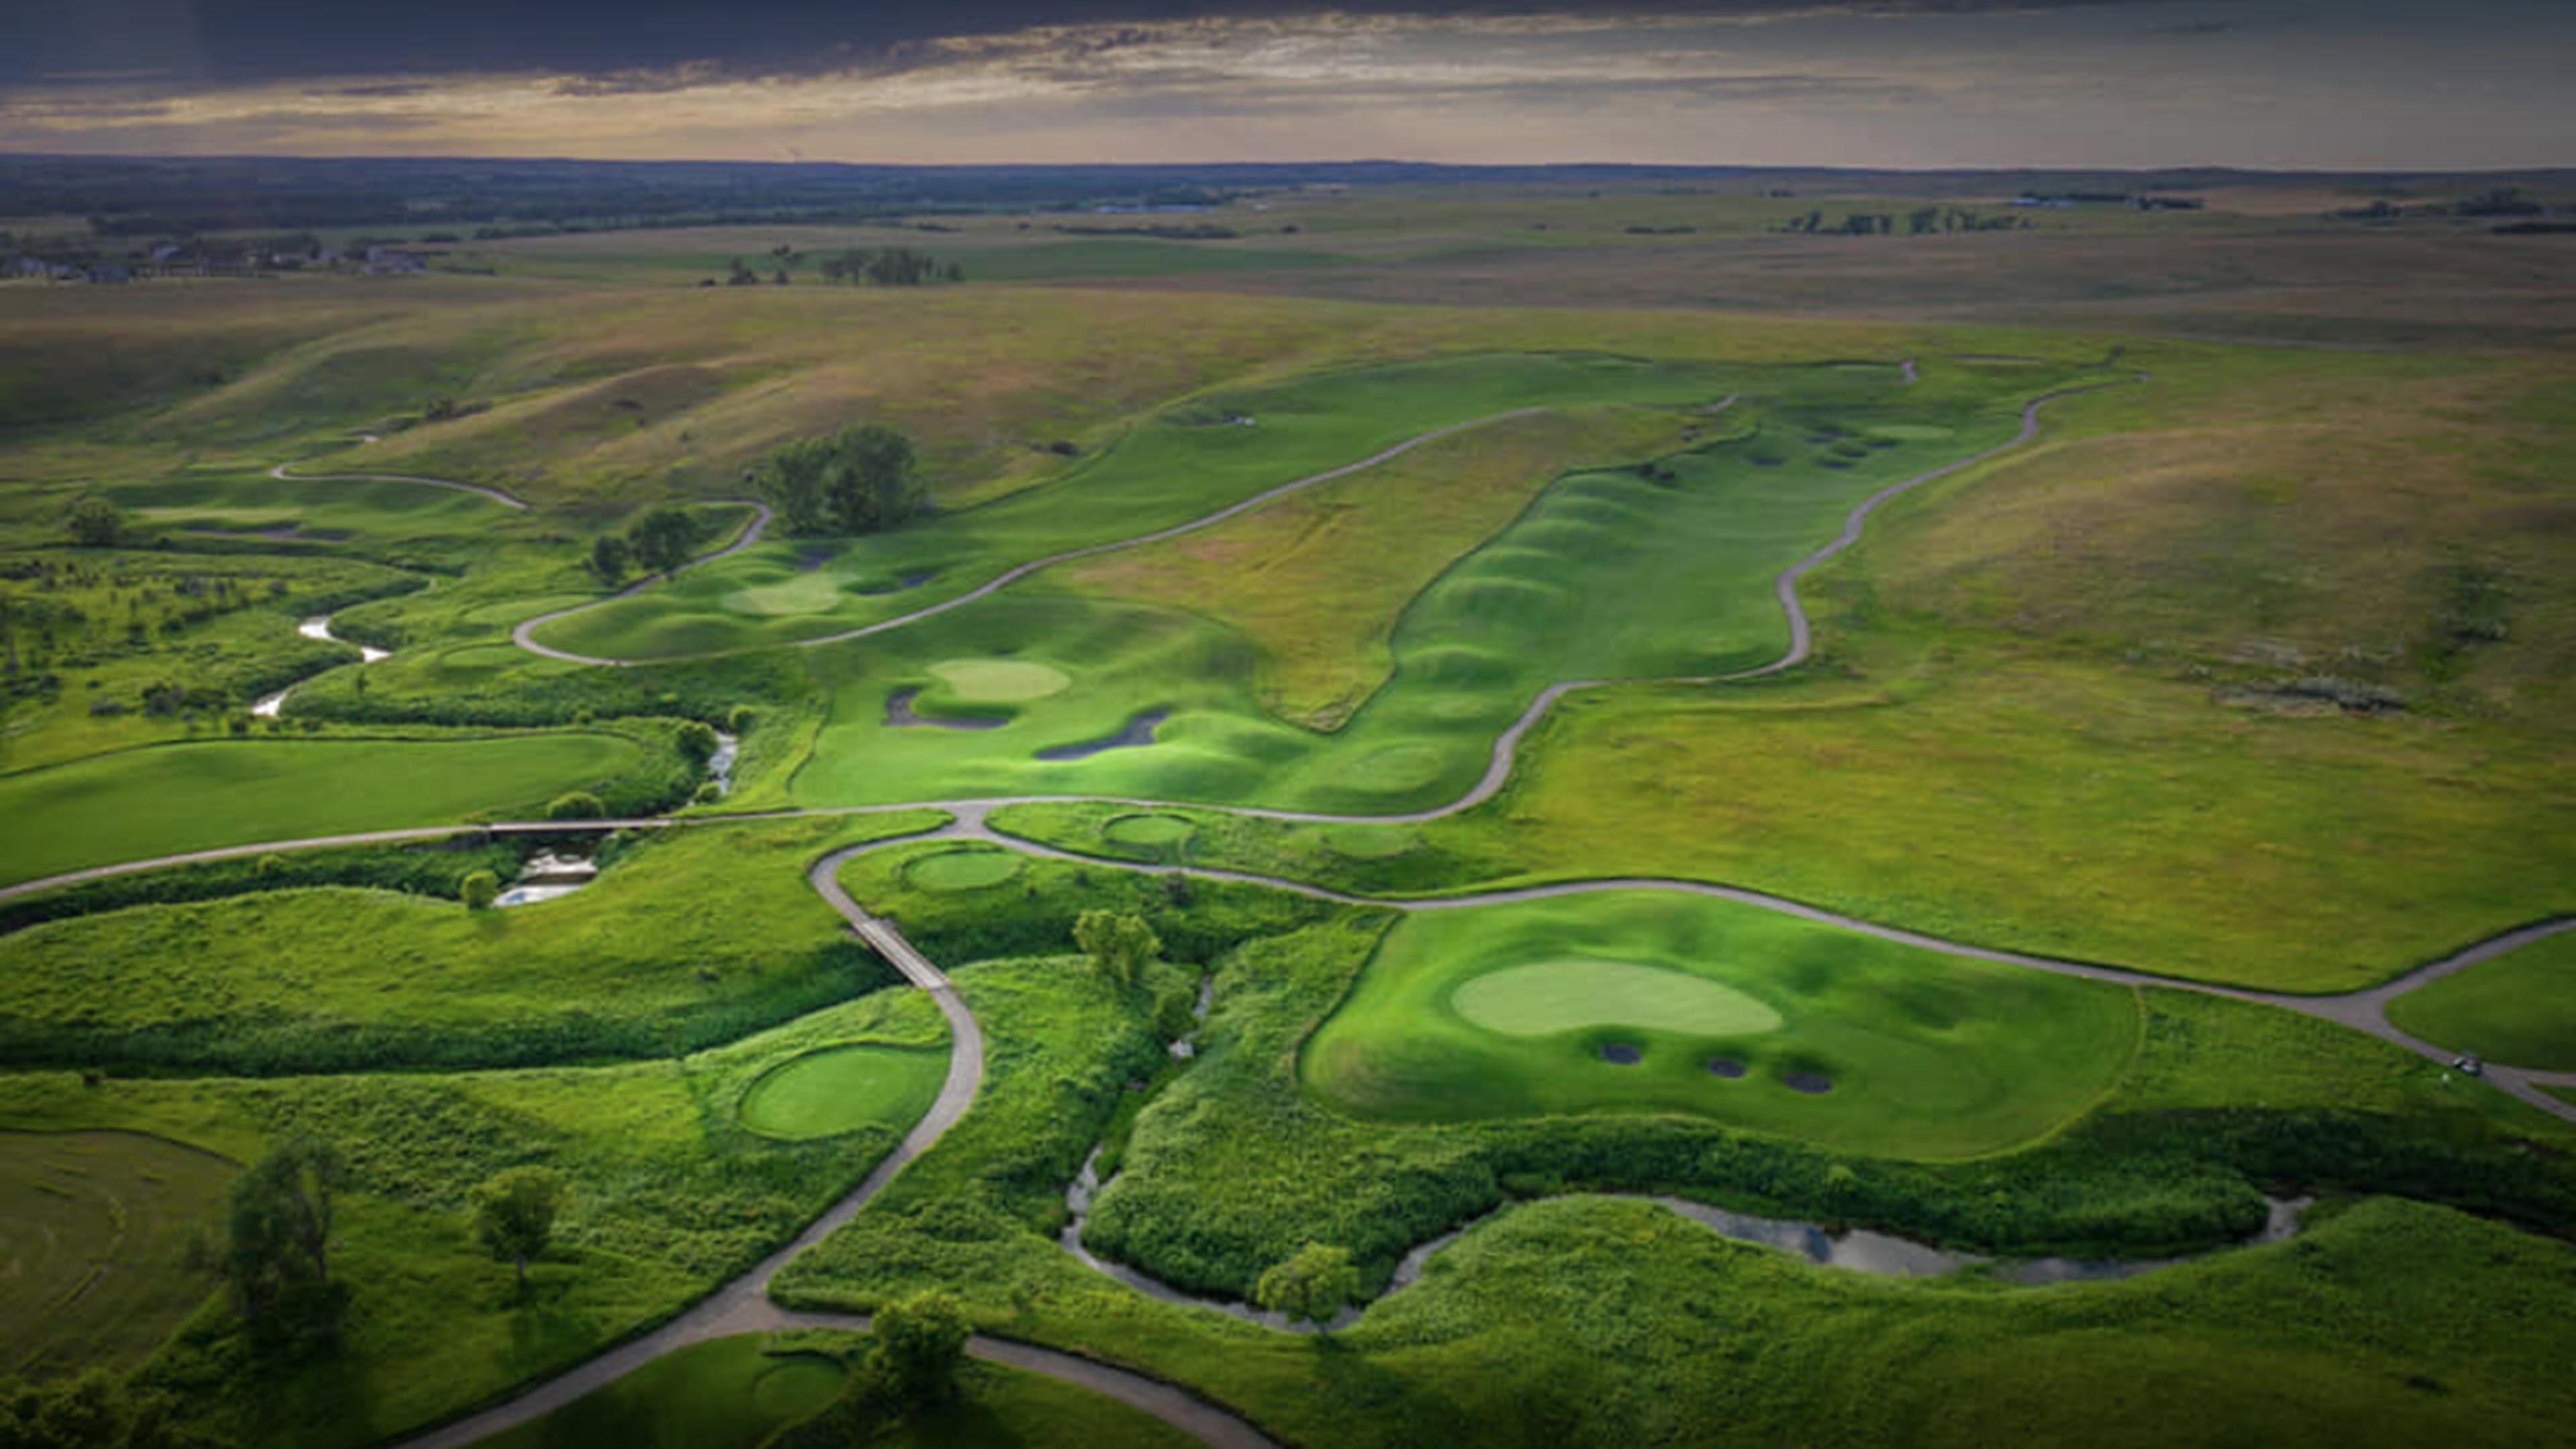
xmin=2387 ymin=930 xmax=2576 ymax=1070
xmin=736 ymin=1043 xmax=948 ymax=1140
xmin=485 ymin=1337 xmax=845 ymax=1449
xmin=0 ymin=1130 xmax=234 ymax=1377
xmin=904 ymin=848 xmax=1023 ymax=892
xmin=1304 ymin=890 xmax=2140 ymax=1157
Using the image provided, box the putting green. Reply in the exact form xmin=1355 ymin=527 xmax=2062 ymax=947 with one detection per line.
xmin=736 ymin=1044 xmax=948 ymax=1140
xmin=930 ymin=658 xmax=1071 ymax=702
xmin=1106 ymin=813 xmax=1196 ymax=847
xmin=1304 ymin=890 xmax=2140 ymax=1158
xmin=727 ymin=573 xmax=843 ymax=616
xmin=905 ymin=848 xmax=1024 ymax=892
xmin=1451 ymin=959 xmax=1786 ymax=1037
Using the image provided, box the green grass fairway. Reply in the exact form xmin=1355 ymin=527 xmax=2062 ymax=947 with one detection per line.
xmin=932 ymin=658 xmax=1072 ymax=702
xmin=1303 ymin=890 xmax=2140 ymax=1157
xmin=529 ymin=352 xmax=1758 ymax=661
xmin=0 ymin=733 xmax=653 ymax=888
xmin=99 ymin=469 xmax=513 ymax=547
xmin=736 ymin=1044 xmax=947 ymax=1140
xmin=0 ymin=1130 xmax=233 ymax=1377
xmin=783 ymin=361 xmax=2085 ymax=816
xmin=905 ymin=847 xmax=1024 ymax=892
xmin=2387 ymin=931 xmax=2576 ymax=1070
xmin=1451 ymin=959 xmax=1787 ymax=1038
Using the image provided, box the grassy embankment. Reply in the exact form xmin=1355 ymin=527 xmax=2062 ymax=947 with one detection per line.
xmin=0 ymin=812 xmax=947 ymax=1072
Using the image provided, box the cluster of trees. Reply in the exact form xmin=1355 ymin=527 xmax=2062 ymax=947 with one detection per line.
xmin=1074 ymin=909 xmax=1162 ymax=991
xmin=193 ymin=1134 xmax=570 ymax=1364
xmin=813 ymin=246 xmax=962 ymax=286
xmin=0 ymin=1373 xmax=221 ymax=1449
xmin=751 ymin=424 xmax=925 ymax=537
xmin=588 ymin=506 xmax=706 ymax=584
xmin=1779 ymin=208 xmax=2028 ymax=237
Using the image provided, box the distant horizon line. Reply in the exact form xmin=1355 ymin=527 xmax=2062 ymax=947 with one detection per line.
xmin=2 ymin=152 xmax=2571 ymax=180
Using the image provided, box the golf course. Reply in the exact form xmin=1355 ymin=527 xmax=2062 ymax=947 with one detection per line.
xmin=3 ymin=159 xmax=2573 ymax=1449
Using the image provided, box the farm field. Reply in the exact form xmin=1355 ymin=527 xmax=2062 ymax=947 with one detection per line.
xmin=0 ymin=160 xmax=2571 ymax=1449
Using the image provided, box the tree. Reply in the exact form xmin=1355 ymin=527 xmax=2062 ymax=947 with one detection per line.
xmin=751 ymin=424 xmax=923 ymax=537
xmin=67 ymin=498 xmax=122 ymax=548
xmin=546 ymin=790 xmax=606 ymax=820
xmin=221 ymin=1134 xmax=348 ymax=1350
xmin=1254 ymin=1242 xmax=1358 ymax=1333
xmin=1072 ymin=909 xmax=1159 ymax=991
xmin=472 ymin=1167 xmax=567 ymax=1296
xmin=459 ymin=869 xmax=498 ymax=910
xmin=676 ymin=719 xmax=718 ymax=765
xmin=588 ymin=533 xmax=633 ymax=585
xmin=869 ymin=1291 xmax=969 ymax=1407
xmin=627 ymin=506 xmax=700 ymax=574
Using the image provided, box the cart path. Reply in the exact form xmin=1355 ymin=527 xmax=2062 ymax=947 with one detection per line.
xmin=509 ymin=499 xmax=774 ymax=661
xmin=390 ymin=830 xmax=1279 ymax=1449
xmin=269 ymin=460 xmax=530 ymax=511
xmin=507 ymin=405 xmax=1568 ymax=665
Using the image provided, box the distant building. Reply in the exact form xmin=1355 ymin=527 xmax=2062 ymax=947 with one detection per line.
xmin=363 ymin=246 xmax=425 ymax=275
xmin=86 ymin=264 xmax=131 ymax=284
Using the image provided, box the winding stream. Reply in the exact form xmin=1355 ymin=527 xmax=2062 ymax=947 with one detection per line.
xmin=250 ymin=612 xmax=392 ymax=716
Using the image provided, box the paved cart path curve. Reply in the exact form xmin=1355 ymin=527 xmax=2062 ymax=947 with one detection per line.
xmin=270 ymin=460 xmax=531 ymax=511
xmin=388 ymin=830 xmax=1279 ymax=1449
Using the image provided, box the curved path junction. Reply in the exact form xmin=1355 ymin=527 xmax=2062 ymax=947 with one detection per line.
xmin=19 ymin=370 xmax=2573 ymax=1446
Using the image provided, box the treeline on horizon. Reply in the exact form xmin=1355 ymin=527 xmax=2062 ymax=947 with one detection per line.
xmin=3 ymin=153 xmax=2573 ymax=240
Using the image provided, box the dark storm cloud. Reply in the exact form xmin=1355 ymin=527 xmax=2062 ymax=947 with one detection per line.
xmin=0 ymin=0 xmax=2165 ymax=88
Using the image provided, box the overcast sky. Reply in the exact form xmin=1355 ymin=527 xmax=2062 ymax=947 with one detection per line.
xmin=3 ymin=1 xmax=2568 ymax=169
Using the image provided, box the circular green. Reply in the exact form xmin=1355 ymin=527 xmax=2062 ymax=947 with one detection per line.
xmin=1451 ymin=960 xmax=1786 ymax=1038
xmin=1106 ymin=813 xmax=1196 ymax=847
xmin=904 ymin=848 xmax=1023 ymax=892
xmin=929 ymin=658 xmax=1071 ymax=702
xmin=739 ymin=1045 xmax=934 ymax=1139
xmin=1338 ymin=744 xmax=1448 ymax=793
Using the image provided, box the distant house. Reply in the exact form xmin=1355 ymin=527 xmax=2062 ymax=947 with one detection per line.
xmin=363 ymin=246 xmax=425 ymax=275
xmin=149 ymin=242 xmax=185 ymax=263
xmin=5 ymin=255 xmax=52 ymax=278
xmin=86 ymin=264 xmax=131 ymax=284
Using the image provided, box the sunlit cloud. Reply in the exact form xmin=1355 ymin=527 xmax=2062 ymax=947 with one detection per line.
xmin=0 ymin=3 xmax=2569 ymax=168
